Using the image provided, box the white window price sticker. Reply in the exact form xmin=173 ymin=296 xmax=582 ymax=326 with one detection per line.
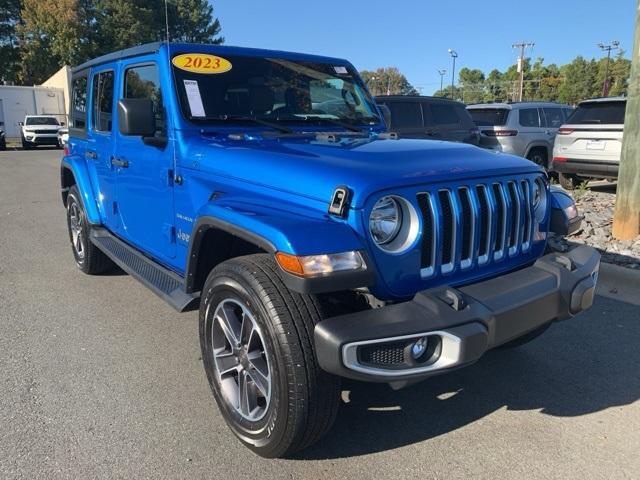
xmin=183 ymin=79 xmax=206 ymax=117
xmin=334 ymin=66 xmax=348 ymax=74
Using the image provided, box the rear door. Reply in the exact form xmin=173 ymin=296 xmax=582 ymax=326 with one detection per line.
xmin=86 ymin=65 xmax=118 ymax=230
xmin=114 ymin=59 xmax=176 ymax=261
xmin=541 ymin=106 xmax=564 ymax=142
xmin=385 ymin=100 xmax=426 ymax=138
xmin=517 ymin=107 xmax=544 ymax=151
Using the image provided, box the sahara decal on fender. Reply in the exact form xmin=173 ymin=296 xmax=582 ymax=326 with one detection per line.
xmin=171 ymin=53 xmax=232 ymax=74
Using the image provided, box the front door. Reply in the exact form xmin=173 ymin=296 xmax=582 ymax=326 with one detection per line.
xmin=86 ymin=66 xmax=118 ymax=229
xmin=114 ymin=59 xmax=176 ymax=261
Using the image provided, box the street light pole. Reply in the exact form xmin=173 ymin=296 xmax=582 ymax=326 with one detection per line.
xmin=598 ymin=41 xmax=620 ymax=96
xmin=438 ymin=69 xmax=446 ymax=94
xmin=448 ymin=49 xmax=457 ymax=100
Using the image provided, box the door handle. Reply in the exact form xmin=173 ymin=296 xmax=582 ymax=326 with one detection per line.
xmin=111 ymin=157 xmax=129 ymax=168
xmin=86 ymin=150 xmax=97 ymax=160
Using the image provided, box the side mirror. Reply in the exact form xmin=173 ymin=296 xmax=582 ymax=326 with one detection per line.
xmin=378 ymin=104 xmax=392 ymax=129
xmin=60 ymin=122 xmax=65 ymax=126
xmin=18 ymin=122 xmax=23 ymax=126
xmin=118 ymin=98 xmax=156 ymax=137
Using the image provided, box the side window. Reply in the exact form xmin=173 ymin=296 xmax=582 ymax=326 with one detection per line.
xmin=563 ymin=108 xmax=574 ymax=122
xmin=542 ymin=108 xmax=564 ymax=128
xmin=388 ymin=102 xmax=423 ymax=128
xmin=519 ymin=108 xmax=540 ymax=127
xmin=71 ymin=74 xmax=88 ymax=130
xmin=92 ymin=71 xmax=114 ymax=132
xmin=429 ymin=103 xmax=460 ymax=125
xmin=124 ymin=64 xmax=165 ymax=135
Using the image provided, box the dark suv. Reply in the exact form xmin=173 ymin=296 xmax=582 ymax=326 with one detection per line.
xmin=376 ymin=95 xmax=480 ymax=145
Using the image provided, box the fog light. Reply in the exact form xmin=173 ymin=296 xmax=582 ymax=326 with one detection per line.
xmin=411 ymin=337 xmax=429 ymax=359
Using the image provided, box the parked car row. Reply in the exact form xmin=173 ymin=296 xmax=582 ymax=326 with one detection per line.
xmin=374 ymin=94 xmax=626 ymax=189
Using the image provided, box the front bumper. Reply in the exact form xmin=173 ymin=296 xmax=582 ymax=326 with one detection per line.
xmin=24 ymin=134 xmax=59 ymax=145
xmin=314 ymin=246 xmax=600 ymax=385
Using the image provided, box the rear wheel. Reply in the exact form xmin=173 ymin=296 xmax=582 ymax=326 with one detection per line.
xmin=200 ymin=254 xmax=341 ymax=458
xmin=526 ymin=148 xmax=548 ymax=169
xmin=66 ymin=185 xmax=114 ymax=274
xmin=558 ymin=172 xmax=578 ymax=190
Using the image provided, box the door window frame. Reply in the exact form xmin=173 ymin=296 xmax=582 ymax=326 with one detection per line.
xmin=70 ymin=69 xmax=89 ymax=139
xmin=90 ymin=68 xmax=115 ymax=135
xmin=120 ymin=61 xmax=167 ymax=138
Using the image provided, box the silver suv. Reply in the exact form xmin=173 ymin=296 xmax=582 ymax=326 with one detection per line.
xmin=551 ymin=97 xmax=625 ymax=189
xmin=467 ymin=102 xmax=573 ymax=169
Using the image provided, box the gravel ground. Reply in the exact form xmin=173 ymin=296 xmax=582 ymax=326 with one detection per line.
xmin=547 ymin=182 xmax=640 ymax=269
xmin=1 ymin=149 xmax=639 ymax=480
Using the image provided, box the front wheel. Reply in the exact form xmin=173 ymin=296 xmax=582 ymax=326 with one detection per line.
xmin=66 ymin=186 xmax=114 ymax=274
xmin=199 ymin=254 xmax=341 ymax=458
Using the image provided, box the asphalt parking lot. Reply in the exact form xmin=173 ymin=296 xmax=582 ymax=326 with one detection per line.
xmin=1 ymin=148 xmax=639 ymax=479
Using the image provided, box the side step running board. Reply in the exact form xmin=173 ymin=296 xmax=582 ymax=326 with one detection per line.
xmin=90 ymin=227 xmax=199 ymax=312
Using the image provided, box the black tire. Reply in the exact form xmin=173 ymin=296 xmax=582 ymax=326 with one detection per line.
xmin=0 ymin=138 xmax=6 ymax=151
xmin=199 ymin=254 xmax=341 ymax=458
xmin=526 ymin=147 xmax=548 ymax=169
xmin=21 ymin=135 xmax=31 ymax=150
xmin=558 ymin=172 xmax=578 ymax=190
xmin=66 ymin=185 xmax=114 ymax=274
xmin=498 ymin=323 xmax=552 ymax=349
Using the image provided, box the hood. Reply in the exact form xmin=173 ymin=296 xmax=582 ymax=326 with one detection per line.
xmin=181 ymin=133 xmax=541 ymax=208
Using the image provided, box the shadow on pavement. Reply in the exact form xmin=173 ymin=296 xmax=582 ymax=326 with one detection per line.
xmin=296 ymin=294 xmax=640 ymax=459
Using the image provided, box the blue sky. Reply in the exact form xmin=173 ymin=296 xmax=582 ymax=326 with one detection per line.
xmin=214 ymin=0 xmax=634 ymax=94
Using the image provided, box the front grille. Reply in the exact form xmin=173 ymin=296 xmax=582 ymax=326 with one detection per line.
xmin=32 ymin=129 xmax=56 ymax=134
xmin=417 ymin=178 xmax=536 ymax=276
xmin=359 ymin=341 xmax=406 ymax=367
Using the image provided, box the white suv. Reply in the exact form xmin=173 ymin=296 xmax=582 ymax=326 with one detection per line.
xmin=551 ymin=97 xmax=625 ymax=189
xmin=20 ymin=115 xmax=64 ymax=149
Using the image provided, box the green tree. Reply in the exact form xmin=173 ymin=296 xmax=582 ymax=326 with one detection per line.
xmin=360 ymin=67 xmax=418 ymax=96
xmin=557 ymin=56 xmax=598 ymax=104
xmin=457 ymin=67 xmax=485 ymax=103
xmin=0 ymin=0 xmax=22 ymax=83
xmin=166 ymin=0 xmax=224 ymax=43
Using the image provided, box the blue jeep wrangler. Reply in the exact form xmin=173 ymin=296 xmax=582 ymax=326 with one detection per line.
xmin=61 ymin=42 xmax=600 ymax=458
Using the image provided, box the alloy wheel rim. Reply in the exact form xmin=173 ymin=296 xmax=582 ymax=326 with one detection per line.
xmin=69 ymin=201 xmax=85 ymax=259
xmin=211 ymin=298 xmax=271 ymax=421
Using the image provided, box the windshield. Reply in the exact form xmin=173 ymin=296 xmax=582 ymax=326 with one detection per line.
xmin=566 ymin=101 xmax=626 ymax=125
xmin=172 ymin=53 xmax=381 ymax=128
xmin=25 ymin=117 xmax=60 ymax=126
xmin=468 ymin=108 xmax=510 ymax=126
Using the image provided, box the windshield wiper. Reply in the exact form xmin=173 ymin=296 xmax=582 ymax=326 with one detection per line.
xmin=289 ymin=116 xmax=367 ymax=133
xmin=197 ymin=115 xmax=294 ymax=134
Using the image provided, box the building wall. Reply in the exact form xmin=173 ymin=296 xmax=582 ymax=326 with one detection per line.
xmin=41 ymin=66 xmax=72 ymax=116
xmin=0 ymin=85 xmax=66 ymax=138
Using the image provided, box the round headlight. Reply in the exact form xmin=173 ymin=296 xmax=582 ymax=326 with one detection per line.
xmin=369 ymin=196 xmax=402 ymax=245
xmin=533 ymin=178 xmax=547 ymax=222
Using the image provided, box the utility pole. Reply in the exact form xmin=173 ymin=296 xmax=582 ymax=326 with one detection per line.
xmin=612 ymin=3 xmax=640 ymax=240
xmin=598 ymin=41 xmax=620 ymax=96
xmin=438 ymin=69 xmax=447 ymax=94
xmin=512 ymin=41 xmax=534 ymax=101
xmin=448 ymin=49 xmax=457 ymax=100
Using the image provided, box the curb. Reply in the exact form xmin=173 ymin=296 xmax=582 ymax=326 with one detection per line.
xmin=596 ymin=262 xmax=640 ymax=306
